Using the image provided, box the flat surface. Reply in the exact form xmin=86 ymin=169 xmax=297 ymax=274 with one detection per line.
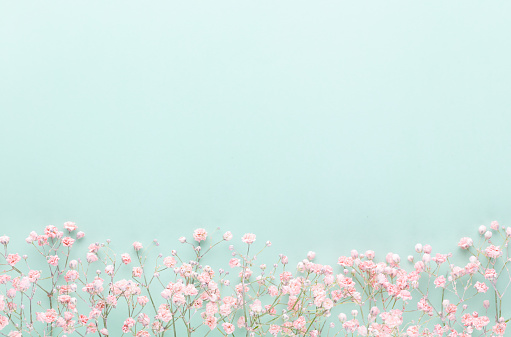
xmin=1 ymin=1 xmax=510 ymax=264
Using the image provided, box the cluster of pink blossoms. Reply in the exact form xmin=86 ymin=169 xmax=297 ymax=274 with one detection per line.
xmin=0 ymin=221 xmax=510 ymax=336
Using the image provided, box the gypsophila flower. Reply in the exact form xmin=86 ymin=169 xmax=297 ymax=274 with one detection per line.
xmin=0 ymin=236 xmax=9 ymax=245
xmin=0 ymin=221 xmax=508 ymax=336
xmin=242 ymin=233 xmax=256 ymax=244
xmin=193 ymin=228 xmax=207 ymax=242
xmin=223 ymin=231 xmax=233 ymax=241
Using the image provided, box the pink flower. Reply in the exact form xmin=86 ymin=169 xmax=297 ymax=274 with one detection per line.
xmin=62 ymin=237 xmax=75 ymax=247
xmin=280 ymin=271 xmax=292 ymax=282
xmin=47 ymin=255 xmax=60 ymax=266
xmin=406 ymin=325 xmax=419 ymax=337
xmin=137 ymin=313 xmax=150 ymax=326
xmin=76 ymin=231 xmax=85 ymax=239
xmin=63 ymin=221 xmax=77 ymax=232
xmin=475 ymin=281 xmax=489 ymax=293
xmin=37 ymin=309 xmax=58 ymax=323
xmin=163 ymin=256 xmax=176 ymax=268
xmin=490 ymin=221 xmax=499 ymax=230
xmin=0 ymin=315 xmax=7 ymax=330
xmin=133 ymin=242 xmax=143 ymax=251
xmin=417 ymin=298 xmax=433 ymax=313
xmin=223 ymin=231 xmax=233 ymax=241
xmin=337 ymin=256 xmax=354 ymax=267
xmin=432 ymin=253 xmax=448 ymax=265
xmin=28 ymin=270 xmax=41 ymax=282
xmin=105 ymin=265 xmax=114 ymax=275
xmin=44 ymin=225 xmax=59 ymax=238
xmin=359 ymin=260 xmax=376 ymax=271
xmin=269 ymin=325 xmax=281 ymax=335
xmin=106 ymin=295 xmax=117 ymax=306
xmin=88 ymin=243 xmax=100 ymax=253
xmin=398 ymin=290 xmax=412 ymax=300
xmin=268 ymin=285 xmax=278 ymax=296
xmin=204 ymin=316 xmax=217 ymax=330
xmin=485 ymin=268 xmax=497 ymax=280
xmin=132 ymin=267 xmax=143 ymax=278
xmin=124 ymin=317 xmax=136 ymax=328
xmin=222 ymin=322 xmax=235 ymax=334
xmin=241 ymin=233 xmax=256 ymax=244
xmin=380 ymin=309 xmax=403 ymax=328
xmin=445 ymin=304 xmax=457 ymax=315
xmin=307 ymin=251 xmax=315 ymax=260
xmin=138 ymin=296 xmax=149 ymax=306
xmin=458 ymin=237 xmax=473 ymax=249
xmin=365 ymin=250 xmax=375 ymax=260
xmin=474 ymin=315 xmax=490 ymax=330
xmin=184 ymin=284 xmax=198 ymax=296
xmin=293 ymin=316 xmax=306 ymax=329
xmin=6 ymin=254 xmax=21 ymax=266
xmin=121 ymin=253 xmax=132 ymax=265
xmin=7 ymin=288 xmax=16 ymax=298
xmin=434 ymin=275 xmax=446 ymax=288
xmin=0 ymin=236 xmax=9 ymax=245
xmin=65 ymin=270 xmax=79 ymax=282
xmin=229 ymin=258 xmax=240 ymax=268
xmin=87 ymin=253 xmax=98 ymax=263
xmin=465 ymin=261 xmax=479 ymax=274
xmin=161 ymin=289 xmax=172 ymax=300
xmin=485 ymin=245 xmax=502 ymax=258
xmin=193 ymin=228 xmax=208 ymax=242
xmin=493 ymin=322 xmax=506 ymax=336
xmin=342 ymin=319 xmax=359 ymax=333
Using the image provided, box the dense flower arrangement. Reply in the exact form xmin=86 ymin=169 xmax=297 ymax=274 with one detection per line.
xmin=0 ymin=222 xmax=510 ymax=336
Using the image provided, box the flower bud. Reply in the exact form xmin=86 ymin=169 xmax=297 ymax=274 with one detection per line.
xmin=365 ymin=250 xmax=375 ymax=260
xmin=307 ymin=251 xmax=315 ymax=261
xmin=0 ymin=236 xmax=9 ymax=245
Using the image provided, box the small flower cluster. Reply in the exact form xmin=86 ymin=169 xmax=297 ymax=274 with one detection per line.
xmin=0 ymin=221 xmax=510 ymax=336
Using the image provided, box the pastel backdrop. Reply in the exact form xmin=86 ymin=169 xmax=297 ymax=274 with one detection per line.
xmin=1 ymin=1 xmax=510 ymax=284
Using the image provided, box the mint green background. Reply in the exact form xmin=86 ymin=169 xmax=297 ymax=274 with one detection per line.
xmin=1 ymin=1 xmax=511 ymax=265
